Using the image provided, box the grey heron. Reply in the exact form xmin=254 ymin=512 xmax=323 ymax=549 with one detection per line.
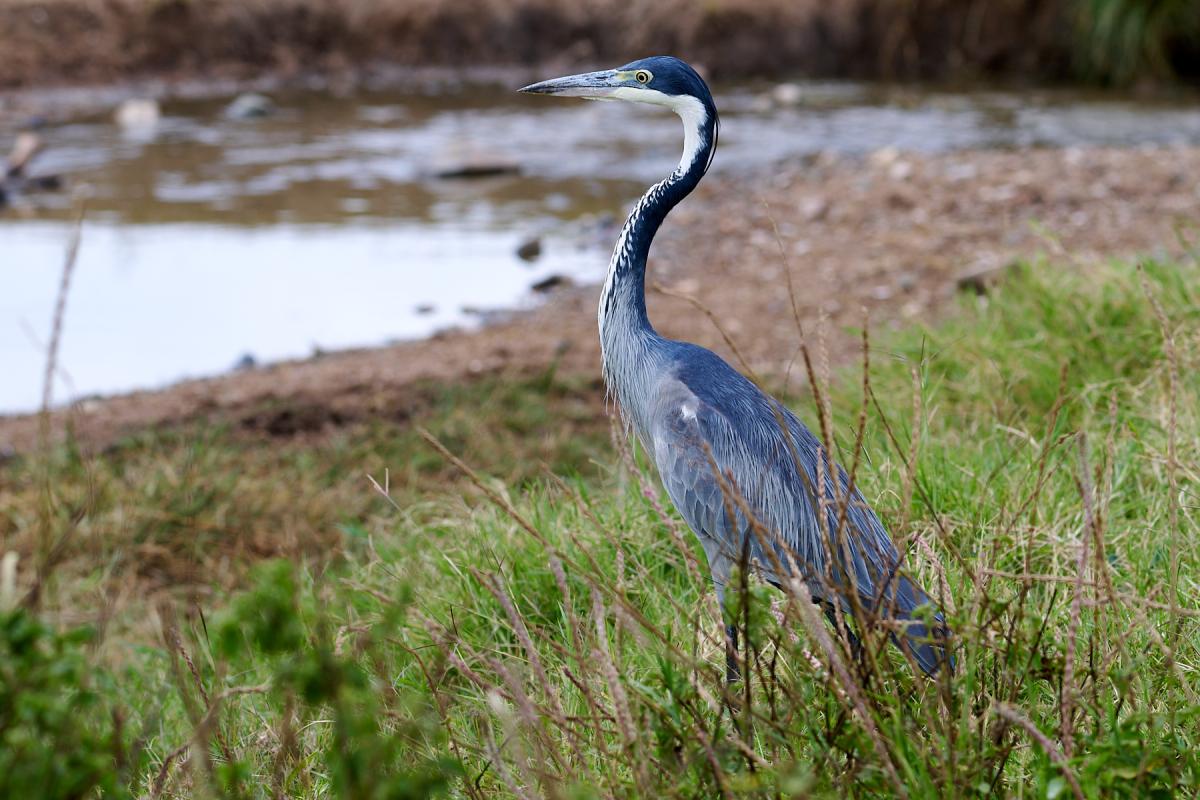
xmin=520 ymin=56 xmax=952 ymax=678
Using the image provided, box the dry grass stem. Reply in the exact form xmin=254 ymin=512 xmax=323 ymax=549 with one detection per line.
xmin=993 ymin=703 xmax=1085 ymax=800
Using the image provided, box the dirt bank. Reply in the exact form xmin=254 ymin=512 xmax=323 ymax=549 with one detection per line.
xmin=2 ymin=144 xmax=1196 ymax=455
xmin=0 ymin=0 xmax=1077 ymax=89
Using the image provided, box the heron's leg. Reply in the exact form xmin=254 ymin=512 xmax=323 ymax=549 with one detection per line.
xmin=821 ymin=601 xmax=862 ymax=660
xmin=708 ymin=551 xmax=740 ymax=684
xmin=725 ymin=623 xmax=740 ymax=683
xmin=715 ymin=584 xmax=741 ymax=683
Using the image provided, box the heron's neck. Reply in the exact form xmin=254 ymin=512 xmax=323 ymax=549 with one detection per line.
xmin=599 ymin=96 xmax=717 ymax=400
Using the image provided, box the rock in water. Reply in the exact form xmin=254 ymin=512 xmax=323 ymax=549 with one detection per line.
xmin=516 ymin=237 xmax=542 ymax=262
xmin=771 ymin=83 xmax=804 ymax=107
xmin=6 ymin=131 xmax=43 ymax=179
xmin=432 ymin=157 xmax=521 ymax=179
xmin=25 ymin=174 xmax=62 ymax=192
xmin=225 ymin=93 xmax=275 ymax=120
xmin=432 ymin=139 xmax=520 ymax=179
xmin=115 ymin=98 xmax=161 ymax=131
xmin=531 ymin=274 xmax=572 ymax=293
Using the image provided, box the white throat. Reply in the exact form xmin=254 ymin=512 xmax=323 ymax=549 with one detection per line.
xmin=596 ymin=89 xmax=711 ymax=378
xmin=609 ymin=87 xmax=709 ymax=173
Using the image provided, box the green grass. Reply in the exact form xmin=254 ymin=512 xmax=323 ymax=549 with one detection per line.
xmin=0 ymin=370 xmax=608 ymax=620
xmin=2 ymin=257 xmax=1199 ymax=798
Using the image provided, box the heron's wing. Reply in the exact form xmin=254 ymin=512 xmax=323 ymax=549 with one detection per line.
xmin=647 ymin=372 xmax=897 ymax=605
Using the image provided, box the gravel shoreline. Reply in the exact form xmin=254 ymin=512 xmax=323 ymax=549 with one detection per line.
xmin=3 ymin=144 xmax=1197 ymax=453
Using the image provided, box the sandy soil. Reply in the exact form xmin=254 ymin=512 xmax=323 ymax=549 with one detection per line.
xmin=2 ymin=144 xmax=1197 ymax=454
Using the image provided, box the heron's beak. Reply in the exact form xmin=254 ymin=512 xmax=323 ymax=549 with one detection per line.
xmin=518 ymin=69 xmax=623 ymax=100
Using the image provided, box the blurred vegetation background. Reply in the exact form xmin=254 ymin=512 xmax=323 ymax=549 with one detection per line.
xmin=0 ymin=0 xmax=1198 ymax=87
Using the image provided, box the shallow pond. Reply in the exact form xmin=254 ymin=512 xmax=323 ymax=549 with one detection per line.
xmin=4 ymin=81 xmax=1200 ymax=412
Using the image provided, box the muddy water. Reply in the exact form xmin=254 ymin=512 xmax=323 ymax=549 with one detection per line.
xmin=3 ymin=83 xmax=1199 ymax=412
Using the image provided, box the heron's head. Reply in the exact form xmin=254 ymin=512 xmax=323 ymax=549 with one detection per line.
xmin=519 ymin=56 xmax=714 ymax=115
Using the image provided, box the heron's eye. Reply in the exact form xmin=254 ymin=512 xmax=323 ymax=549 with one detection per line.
xmin=634 ymin=70 xmax=652 ymax=84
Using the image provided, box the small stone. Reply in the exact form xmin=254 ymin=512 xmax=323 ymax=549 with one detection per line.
xmin=6 ymin=131 xmax=43 ymax=178
xmin=114 ymin=98 xmax=160 ymax=130
xmin=25 ymin=174 xmax=62 ymax=192
xmin=771 ymin=83 xmax=804 ymax=107
xmin=432 ymin=155 xmax=520 ymax=179
xmin=956 ymin=261 xmax=1016 ymax=295
xmin=888 ymin=161 xmax=914 ymax=181
xmin=800 ymin=196 xmax=829 ymax=222
xmin=225 ymin=93 xmax=275 ymax=119
xmin=869 ymin=146 xmax=900 ymax=168
xmin=516 ymin=237 xmax=542 ymax=262
xmin=531 ymin=274 xmax=572 ymax=293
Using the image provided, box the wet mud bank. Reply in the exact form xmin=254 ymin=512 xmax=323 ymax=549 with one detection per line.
xmin=3 ymin=144 xmax=1197 ymax=454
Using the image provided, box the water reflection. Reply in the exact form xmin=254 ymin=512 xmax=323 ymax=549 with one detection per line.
xmin=3 ymin=221 xmax=598 ymax=412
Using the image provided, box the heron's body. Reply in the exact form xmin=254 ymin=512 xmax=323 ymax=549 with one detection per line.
xmin=521 ymin=57 xmax=950 ymax=675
